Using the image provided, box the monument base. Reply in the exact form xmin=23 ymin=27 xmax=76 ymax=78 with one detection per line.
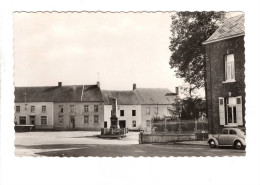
xmin=98 ymin=127 xmax=128 ymax=139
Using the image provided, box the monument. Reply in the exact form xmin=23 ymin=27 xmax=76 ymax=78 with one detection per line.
xmin=98 ymin=97 xmax=127 ymax=138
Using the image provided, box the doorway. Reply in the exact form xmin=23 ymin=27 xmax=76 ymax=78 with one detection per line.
xmin=29 ymin=116 xmax=35 ymax=125
xmin=70 ymin=116 xmax=75 ymax=129
xmin=119 ymin=120 xmax=126 ymax=128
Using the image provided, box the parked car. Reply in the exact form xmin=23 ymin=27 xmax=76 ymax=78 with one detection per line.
xmin=208 ymin=128 xmax=246 ymax=150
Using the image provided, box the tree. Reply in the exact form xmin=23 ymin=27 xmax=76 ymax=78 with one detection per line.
xmin=169 ymin=12 xmax=225 ymax=90
xmin=169 ymin=96 xmax=183 ymax=119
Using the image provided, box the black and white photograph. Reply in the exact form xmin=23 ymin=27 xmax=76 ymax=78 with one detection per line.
xmin=13 ymin=11 xmax=246 ymax=157
xmin=1 ymin=1 xmax=260 ymax=185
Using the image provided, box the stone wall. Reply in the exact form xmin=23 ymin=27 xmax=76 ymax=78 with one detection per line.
xmin=139 ymin=133 xmax=196 ymax=143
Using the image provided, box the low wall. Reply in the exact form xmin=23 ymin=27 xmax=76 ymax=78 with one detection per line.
xmin=139 ymin=133 xmax=196 ymax=144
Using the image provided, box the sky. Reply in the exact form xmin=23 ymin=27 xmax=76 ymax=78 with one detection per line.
xmin=13 ymin=12 xmax=181 ymax=91
xmin=13 ymin=12 xmax=242 ymax=95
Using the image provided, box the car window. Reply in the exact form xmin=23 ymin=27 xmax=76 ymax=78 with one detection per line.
xmin=229 ymin=130 xmax=237 ymax=135
xmin=222 ymin=129 xmax=228 ymax=134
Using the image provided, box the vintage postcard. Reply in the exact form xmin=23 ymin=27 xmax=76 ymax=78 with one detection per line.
xmin=13 ymin=11 xmax=246 ymax=157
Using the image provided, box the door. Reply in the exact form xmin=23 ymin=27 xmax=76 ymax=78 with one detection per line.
xmin=30 ymin=116 xmax=35 ymax=125
xmin=228 ymin=129 xmax=238 ymax=145
xmin=70 ymin=116 xmax=75 ymax=129
xmin=219 ymin=129 xmax=229 ymax=145
xmin=119 ymin=120 xmax=126 ymax=128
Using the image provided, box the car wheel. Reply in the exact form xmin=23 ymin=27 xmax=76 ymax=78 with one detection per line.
xmin=234 ymin=141 xmax=243 ymax=150
xmin=209 ymin=140 xmax=216 ymax=148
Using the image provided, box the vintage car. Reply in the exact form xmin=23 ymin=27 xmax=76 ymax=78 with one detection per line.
xmin=208 ymin=128 xmax=246 ymax=150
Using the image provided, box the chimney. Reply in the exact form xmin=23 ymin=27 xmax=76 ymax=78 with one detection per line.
xmin=58 ymin=82 xmax=62 ymax=87
xmin=133 ymin=83 xmax=136 ymax=90
xmin=97 ymin=81 xmax=100 ymax=88
xmin=175 ymin=87 xmax=179 ymax=95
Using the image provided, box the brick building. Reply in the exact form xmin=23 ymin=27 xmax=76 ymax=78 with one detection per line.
xmin=203 ymin=14 xmax=245 ymax=134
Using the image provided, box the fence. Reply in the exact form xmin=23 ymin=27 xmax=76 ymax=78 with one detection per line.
xmin=151 ymin=118 xmax=208 ymax=140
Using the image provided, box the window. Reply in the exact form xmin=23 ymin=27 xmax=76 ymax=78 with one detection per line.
xmin=94 ymin=105 xmax=98 ymax=112
xmin=84 ymin=105 xmax=89 ymax=112
xmin=230 ymin=130 xmax=237 ymax=135
xmin=219 ymin=96 xmax=243 ymax=126
xmin=84 ymin=115 xmax=89 ymax=124
xmin=146 ymin=107 xmax=150 ymax=115
xmin=154 ymin=107 xmax=158 ymax=114
xmin=16 ymin=106 xmax=20 ymax=113
xmin=228 ymin=105 xmax=237 ymax=123
xmin=70 ymin=105 xmax=75 ymax=112
xmin=42 ymin=105 xmax=46 ymax=113
xmin=120 ymin=110 xmax=124 ymax=116
xmin=41 ymin=116 xmax=47 ymax=125
xmin=132 ymin=110 xmax=136 ymax=116
xmin=132 ymin=120 xmax=136 ymax=127
xmin=146 ymin=120 xmax=151 ymax=127
xmin=30 ymin=106 xmax=35 ymax=113
xmin=222 ymin=129 xmax=228 ymax=134
xmin=19 ymin=116 xmax=26 ymax=125
xmin=225 ymin=54 xmax=235 ymax=82
xmin=58 ymin=115 xmax=63 ymax=124
xmin=59 ymin=105 xmax=63 ymax=113
xmin=94 ymin=115 xmax=99 ymax=124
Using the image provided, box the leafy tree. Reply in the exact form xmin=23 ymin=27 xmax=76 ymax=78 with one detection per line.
xmin=181 ymin=97 xmax=206 ymax=119
xmin=168 ymin=96 xmax=183 ymax=119
xmin=169 ymin=12 xmax=225 ymax=90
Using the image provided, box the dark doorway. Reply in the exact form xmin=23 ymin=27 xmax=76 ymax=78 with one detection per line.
xmin=104 ymin=121 xmax=107 ymax=128
xmin=19 ymin=116 xmax=26 ymax=125
xmin=70 ymin=116 xmax=75 ymax=129
xmin=119 ymin=120 xmax=126 ymax=128
xmin=29 ymin=116 xmax=35 ymax=125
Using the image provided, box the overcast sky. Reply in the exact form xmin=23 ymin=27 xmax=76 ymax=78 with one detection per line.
xmin=13 ymin=12 xmax=241 ymax=94
xmin=14 ymin=12 xmax=181 ymax=91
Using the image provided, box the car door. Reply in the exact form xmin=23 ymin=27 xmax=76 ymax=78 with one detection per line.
xmin=228 ymin=129 xmax=238 ymax=145
xmin=218 ymin=129 xmax=229 ymax=145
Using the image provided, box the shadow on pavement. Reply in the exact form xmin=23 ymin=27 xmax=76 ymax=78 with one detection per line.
xmin=15 ymin=143 xmax=246 ymax=157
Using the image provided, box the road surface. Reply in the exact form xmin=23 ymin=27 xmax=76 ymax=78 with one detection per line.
xmin=15 ymin=131 xmax=245 ymax=157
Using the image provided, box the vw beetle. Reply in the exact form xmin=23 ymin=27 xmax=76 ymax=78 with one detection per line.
xmin=208 ymin=127 xmax=246 ymax=150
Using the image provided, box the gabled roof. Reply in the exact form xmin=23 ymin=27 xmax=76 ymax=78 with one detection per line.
xmin=203 ymin=14 xmax=244 ymax=45
xmin=15 ymin=85 xmax=103 ymax=103
xmin=102 ymin=90 xmax=140 ymax=105
xmin=102 ymin=88 xmax=176 ymax=105
xmin=135 ymin=88 xmax=176 ymax=105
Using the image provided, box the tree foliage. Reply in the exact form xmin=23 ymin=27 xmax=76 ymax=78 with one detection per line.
xmin=169 ymin=12 xmax=225 ymax=89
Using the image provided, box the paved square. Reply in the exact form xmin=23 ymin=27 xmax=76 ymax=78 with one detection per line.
xmin=15 ymin=131 xmax=245 ymax=157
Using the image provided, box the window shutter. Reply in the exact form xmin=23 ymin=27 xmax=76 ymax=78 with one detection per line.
xmin=236 ymin=96 xmax=243 ymax=126
xmin=219 ymin=97 xmax=225 ymax=125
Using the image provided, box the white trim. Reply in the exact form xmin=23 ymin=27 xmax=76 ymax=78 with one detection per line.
xmin=203 ymin=33 xmax=245 ymax=45
xmin=80 ymin=85 xmax=84 ymax=101
xmin=222 ymin=80 xmax=236 ymax=83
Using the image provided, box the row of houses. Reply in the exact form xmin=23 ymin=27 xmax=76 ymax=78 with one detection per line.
xmin=14 ymin=83 xmax=177 ymax=131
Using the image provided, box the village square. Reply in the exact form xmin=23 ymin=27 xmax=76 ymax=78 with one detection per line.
xmin=13 ymin=12 xmax=246 ymax=157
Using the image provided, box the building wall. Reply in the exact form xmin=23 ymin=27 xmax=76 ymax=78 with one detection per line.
xmin=205 ymin=36 xmax=245 ymax=134
xmin=14 ymin=102 xmax=54 ymax=129
xmin=53 ymin=102 xmax=104 ymax=130
xmin=141 ymin=104 xmax=172 ymax=131
xmin=104 ymin=105 xmax=142 ymax=130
